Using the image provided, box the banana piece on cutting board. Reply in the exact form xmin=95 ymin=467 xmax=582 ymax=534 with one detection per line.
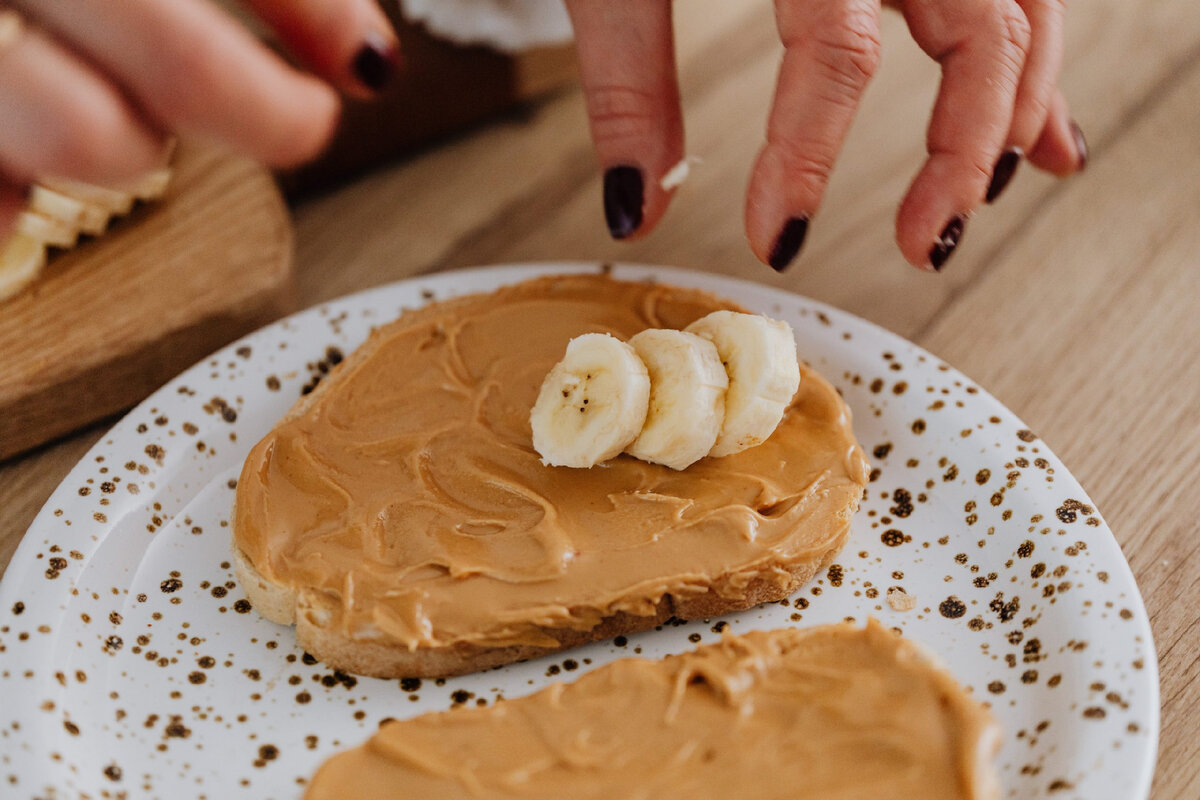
xmin=0 ymin=167 xmax=174 ymax=303
xmin=531 ymin=311 xmax=802 ymax=470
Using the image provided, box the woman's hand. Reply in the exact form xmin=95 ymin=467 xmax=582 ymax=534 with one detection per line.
xmin=0 ymin=0 xmax=400 ymax=235
xmin=566 ymin=0 xmax=1087 ymax=272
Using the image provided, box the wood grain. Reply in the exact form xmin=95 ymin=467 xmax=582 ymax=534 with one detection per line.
xmin=0 ymin=142 xmax=295 ymax=460
xmin=2 ymin=1 xmax=1198 ymax=796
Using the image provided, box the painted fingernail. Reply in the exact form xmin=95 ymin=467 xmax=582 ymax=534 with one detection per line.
xmin=929 ymin=215 xmax=966 ymax=271
xmin=985 ymin=148 xmax=1022 ymax=203
xmin=352 ymin=32 xmax=399 ymax=93
xmin=1070 ymin=120 xmax=1088 ymax=172
xmin=603 ymin=166 xmax=644 ymax=240
xmin=768 ymin=216 xmax=809 ymax=272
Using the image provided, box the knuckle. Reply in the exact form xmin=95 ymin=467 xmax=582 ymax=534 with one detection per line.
xmin=992 ymin=2 xmax=1033 ymax=55
xmin=584 ymin=84 xmax=664 ymax=149
xmin=931 ymin=145 xmax=994 ymax=189
xmin=971 ymin=3 xmax=1031 ymax=93
xmin=814 ymin=3 xmax=883 ymax=89
xmin=1018 ymin=0 xmax=1066 ymax=21
xmin=767 ymin=133 xmax=839 ymax=187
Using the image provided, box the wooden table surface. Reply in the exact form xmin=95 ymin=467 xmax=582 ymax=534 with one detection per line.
xmin=2 ymin=1 xmax=1197 ymax=796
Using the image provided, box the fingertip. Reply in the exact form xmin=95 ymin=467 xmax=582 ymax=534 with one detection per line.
xmin=603 ymin=165 xmax=645 ymax=241
xmin=243 ymin=0 xmax=401 ymax=98
xmin=259 ymin=78 xmax=341 ymax=168
xmin=928 ymin=214 xmax=966 ymax=271
xmin=348 ymin=31 xmax=401 ymax=97
xmin=1070 ymin=120 xmax=1088 ymax=171
xmin=984 ymin=147 xmax=1023 ymax=204
xmin=767 ymin=216 xmax=809 ymax=272
xmin=744 ymin=157 xmax=778 ymax=267
xmin=743 ymin=148 xmax=817 ymax=272
xmin=1027 ymin=93 xmax=1083 ymax=177
xmin=897 ymin=205 xmax=972 ymax=274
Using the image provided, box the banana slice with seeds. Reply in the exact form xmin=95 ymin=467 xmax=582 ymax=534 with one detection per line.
xmin=530 ymin=333 xmax=651 ymax=468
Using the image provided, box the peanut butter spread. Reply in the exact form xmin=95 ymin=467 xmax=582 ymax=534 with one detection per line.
xmin=234 ymin=275 xmax=869 ymax=650
xmin=305 ymin=621 xmax=1001 ymax=800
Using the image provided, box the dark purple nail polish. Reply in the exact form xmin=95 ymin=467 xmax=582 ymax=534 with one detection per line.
xmin=352 ymin=32 xmax=398 ymax=92
xmin=603 ymin=166 xmax=644 ymax=240
xmin=768 ymin=216 xmax=809 ymax=272
xmin=985 ymin=148 xmax=1022 ymax=203
xmin=1070 ymin=120 xmax=1088 ymax=172
xmin=929 ymin=215 xmax=966 ymax=271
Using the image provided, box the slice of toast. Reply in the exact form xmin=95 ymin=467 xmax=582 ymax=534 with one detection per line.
xmin=305 ymin=621 xmax=1002 ymax=800
xmin=233 ymin=274 xmax=869 ymax=678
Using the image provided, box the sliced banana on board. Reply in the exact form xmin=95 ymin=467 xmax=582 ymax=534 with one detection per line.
xmin=625 ymin=328 xmax=728 ymax=470
xmin=685 ymin=310 xmax=801 ymax=457
xmin=1 ymin=166 xmax=174 ymax=304
xmin=530 ymin=333 xmax=651 ymax=468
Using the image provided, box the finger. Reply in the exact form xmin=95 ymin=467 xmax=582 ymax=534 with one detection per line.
xmin=17 ymin=0 xmax=339 ymax=168
xmin=983 ymin=0 xmax=1065 ymax=202
xmin=1028 ymin=89 xmax=1087 ymax=176
xmin=241 ymin=0 xmax=399 ymax=98
xmin=895 ymin=0 xmax=1032 ymax=270
xmin=745 ymin=0 xmax=883 ymax=271
xmin=0 ymin=20 xmax=165 ymax=184
xmin=565 ymin=0 xmax=683 ymax=241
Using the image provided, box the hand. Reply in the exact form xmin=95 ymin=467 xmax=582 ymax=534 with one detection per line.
xmin=565 ymin=0 xmax=1087 ymax=272
xmin=0 ymin=0 xmax=400 ymax=236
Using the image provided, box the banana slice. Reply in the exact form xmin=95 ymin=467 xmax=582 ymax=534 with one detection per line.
xmin=0 ymin=234 xmax=47 ymax=302
xmin=40 ymin=178 xmax=135 ymax=216
xmin=127 ymin=168 xmax=173 ymax=201
xmin=685 ymin=310 xmax=801 ymax=457
xmin=103 ymin=168 xmax=173 ymax=202
xmin=625 ymin=329 xmax=728 ymax=470
xmin=531 ymin=333 xmax=651 ymax=468
xmin=16 ymin=211 xmax=79 ymax=249
xmin=28 ymin=185 xmax=110 ymax=236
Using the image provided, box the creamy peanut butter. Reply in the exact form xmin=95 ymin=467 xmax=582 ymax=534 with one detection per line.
xmin=234 ymin=275 xmax=868 ymax=650
xmin=305 ymin=621 xmax=1001 ymax=800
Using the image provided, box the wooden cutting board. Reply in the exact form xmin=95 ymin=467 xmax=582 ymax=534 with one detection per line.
xmin=0 ymin=141 xmax=295 ymax=461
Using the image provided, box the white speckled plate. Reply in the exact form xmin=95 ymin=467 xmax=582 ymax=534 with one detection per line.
xmin=0 ymin=264 xmax=1158 ymax=800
